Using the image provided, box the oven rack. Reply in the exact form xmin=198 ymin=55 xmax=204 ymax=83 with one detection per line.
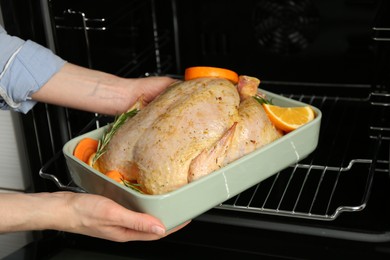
xmin=38 ymin=89 xmax=390 ymax=222
xmin=51 ymin=0 xmax=174 ymax=77
xmin=215 ymin=157 xmax=379 ymax=221
xmin=53 ymin=0 xmax=148 ymax=31
xmin=52 ymin=0 xmax=147 ymax=71
xmin=216 ymin=90 xmax=390 ymax=220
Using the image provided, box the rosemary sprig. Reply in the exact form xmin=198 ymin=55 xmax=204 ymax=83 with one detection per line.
xmin=123 ymin=180 xmax=144 ymax=193
xmin=253 ymin=94 xmax=273 ymax=105
xmin=93 ymin=109 xmax=139 ymax=164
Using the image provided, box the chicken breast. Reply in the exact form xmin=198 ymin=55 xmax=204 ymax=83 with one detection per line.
xmin=97 ymin=76 xmax=282 ymax=195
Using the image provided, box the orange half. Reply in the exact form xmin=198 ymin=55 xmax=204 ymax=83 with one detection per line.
xmin=184 ymin=66 xmax=239 ymax=84
xmin=105 ymin=170 xmax=125 ymax=183
xmin=73 ymin=138 xmax=99 ymax=163
xmin=263 ymin=104 xmax=315 ymax=133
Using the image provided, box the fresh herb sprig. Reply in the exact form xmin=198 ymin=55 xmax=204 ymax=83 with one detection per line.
xmin=253 ymin=94 xmax=273 ymax=105
xmin=93 ymin=109 xmax=139 ymax=164
xmin=123 ymin=180 xmax=144 ymax=193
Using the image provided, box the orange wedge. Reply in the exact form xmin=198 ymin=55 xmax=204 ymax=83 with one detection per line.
xmin=87 ymin=152 xmax=96 ymax=168
xmin=105 ymin=170 xmax=125 ymax=184
xmin=87 ymin=152 xmax=102 ymax=172
xmin=262 ymin=104 xmax=315 ymax=133
xmin=184 ymin=66 xmax=239 ymax=84
xmin=73 ymin=138 xmax=99 ymax=163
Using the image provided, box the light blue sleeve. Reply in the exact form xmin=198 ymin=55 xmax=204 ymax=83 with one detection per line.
xmin=0 ymin=26 xmax=66 ymax=113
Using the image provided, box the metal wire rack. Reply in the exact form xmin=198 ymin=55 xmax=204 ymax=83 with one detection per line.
xmin=216 ymin=88 xmax=390 ymax=221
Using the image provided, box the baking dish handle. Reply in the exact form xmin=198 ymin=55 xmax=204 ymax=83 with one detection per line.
xmin=39 ymin=149 xmax=86 ymax=193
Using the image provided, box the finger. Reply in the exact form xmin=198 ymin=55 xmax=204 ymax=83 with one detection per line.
xmin=115 ymin=210 xmax=166 ymax=235
xmin=113 ymin=227 xmax=165 ymax=242
xmin=165 ymin=220 xmax=191 ymax=236
xmin=116 ymin=220 xmax=191 ymax=242
xmin=142 ymin=77 xmax=178 ymax=102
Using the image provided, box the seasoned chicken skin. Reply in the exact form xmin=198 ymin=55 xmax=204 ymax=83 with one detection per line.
xmin=97 ymin=76 xmax=282 ymax=195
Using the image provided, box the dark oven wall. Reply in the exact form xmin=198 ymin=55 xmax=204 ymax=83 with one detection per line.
xmin=48 ymin=0 xmax=382 ymax=85
xmin=176 ymin=0 xmax=381 ymax=85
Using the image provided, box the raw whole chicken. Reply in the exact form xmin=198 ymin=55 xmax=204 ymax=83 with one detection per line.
xmin=96 ymin=76 xmax=283 ymax=195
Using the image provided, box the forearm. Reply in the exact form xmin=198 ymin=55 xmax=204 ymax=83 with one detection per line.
xmin=0 ymin=192 xmax=71 ymax=233
xmin=30 ymin=63 xmax=139 ymax=115
xmin=30 ymin=63 xmax=178 ymax=115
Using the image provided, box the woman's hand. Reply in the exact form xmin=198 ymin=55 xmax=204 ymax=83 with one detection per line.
xmin=0 ymin=192 xmax=189 ymax=242
xmin=58 ymin=192 xmax=189 ymax=242
xmin=128 ymin=76 xmax=179 ymax=106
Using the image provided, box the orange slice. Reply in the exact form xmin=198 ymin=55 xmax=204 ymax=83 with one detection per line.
xmin=87 ymin=152 xmax=96 ymax=168
xmin=263 ymin=104 xmax=315 ymax=133
xmin=73 ymin=138 xmax=99 ymax=163
xmin=105 ymin=170 xmax=125 ymax=184
xmin=184 ymin=66 xmax=239 ymax=84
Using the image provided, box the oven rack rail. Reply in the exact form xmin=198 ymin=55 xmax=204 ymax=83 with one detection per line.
xmin=53 ymin=0 xmax=147 ymax=31
xmin=39 ymin=90 xmax=390 ymax=222
xmin=52 ymin=0 xmax=174 ymax=77
xmin=215 ymin=158 xmax=379 ymax=221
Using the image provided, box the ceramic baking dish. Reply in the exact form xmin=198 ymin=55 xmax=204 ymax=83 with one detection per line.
xmin=63 ymin=88 xmax=322 ymax=231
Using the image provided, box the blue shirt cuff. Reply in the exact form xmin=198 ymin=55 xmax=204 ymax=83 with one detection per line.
xmin=0 ymin=40 xmax=66 ymax=113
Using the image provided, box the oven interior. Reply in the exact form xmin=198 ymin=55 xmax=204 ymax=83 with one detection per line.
xmin=18 ymin=0 xmax=390 ymax=257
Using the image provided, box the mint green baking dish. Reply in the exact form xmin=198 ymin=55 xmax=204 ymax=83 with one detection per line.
xmin=63 ymin=89 xmax=321 ymax=231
